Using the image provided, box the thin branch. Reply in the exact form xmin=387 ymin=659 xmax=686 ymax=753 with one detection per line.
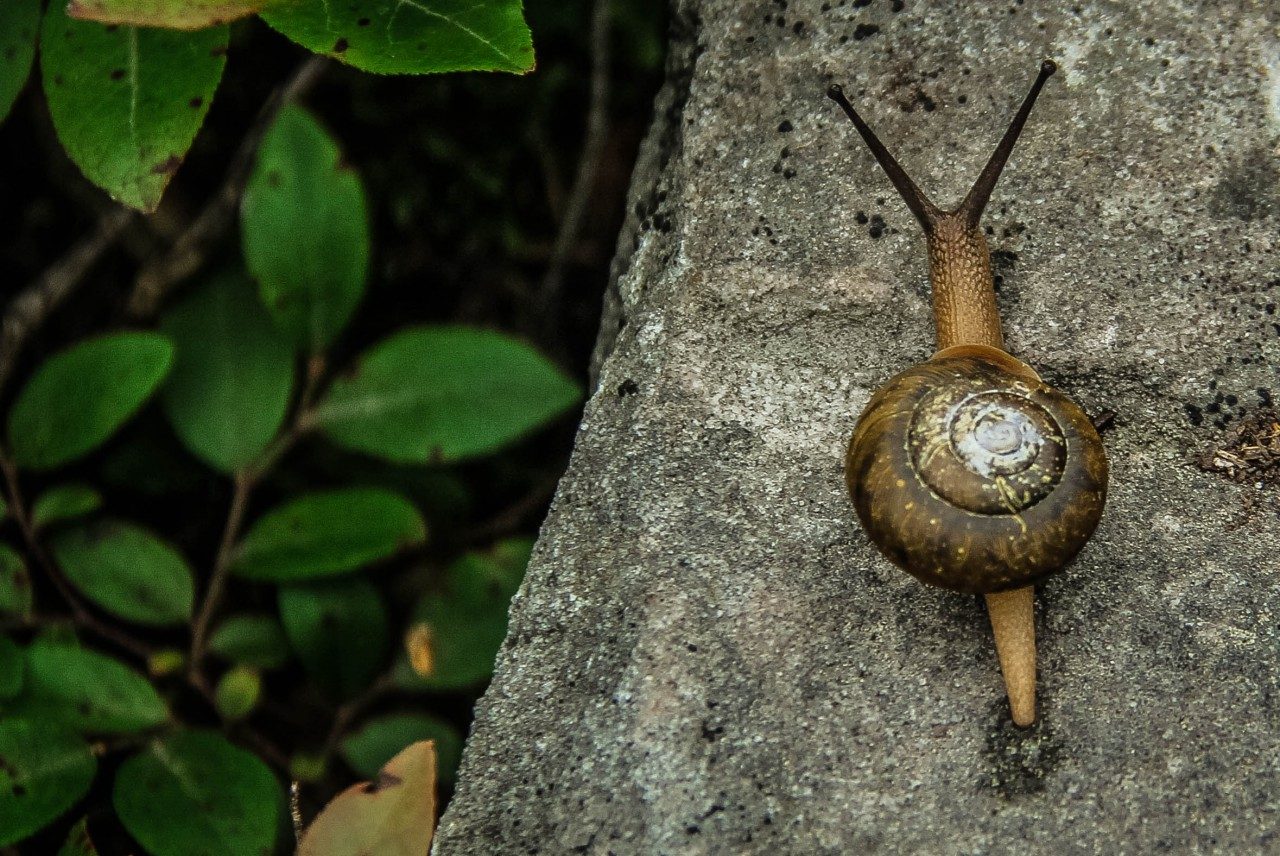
xmin=128 ymin=55 xmax=328 ymax=318
xmin=322 ymin=672 xmax=398 ymax=759
xmin=187 ymin=472 xmax=253 ymax=672
xmin=538 ymin=0 xmax=613 ymax=339
xmin=0 ymin=209 xmax=134 ymax=394
xmin=460 ymin=473 xmax=561 ymax=545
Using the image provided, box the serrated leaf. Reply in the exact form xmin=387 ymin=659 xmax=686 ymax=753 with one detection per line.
xmin=299 ymin=740 xmax=436 ymax=856
xmin=50 ymin=520 xmax=194 ymax=626
xmin=114 ymin=730 xmax=281 ymax=856
xmin=279 ymin=578 xmax=389 ymax=699
xmin=8 ymin=332 xmax=173 ymax=470
xmin=58 ymin=817 xmax=100 ymax=855
xmin=0 ymin=635 xmax=23 ymax=699
xmin=32 ymin=484 xmax=103 ymax=530
xmin=241 ymin=106 xmax=369 ymax=352
xmin=160 ymin=271 xmax=295 ymax=473
xmin=69 ymin=0 xmax=266 ymax=29
xmin=263 ymin=0 xmax=533 ymax=75
xmin=40 ymin=4 xmax=227 ymax=210
xmin=341 ymin=713 xmax=461 ymax=783
xmin=0 ymin=719 xmax=96 ymax=848
xmin=316 ymin=327 xmax=580 ymax=463
xmin=0 ymin=545 xmax=32 ymax=619
xmin=10 ymin=642 xmax=167 ymax=733
xmin=0 ymin=0 xmax=40 ymax=123
xmin=394 ymin=538 xmax=530 ymax=690
xmin=208 ymin=614 xmax=290 ymax=669
xmin=231 ymin=489 xmax=426 ymax=582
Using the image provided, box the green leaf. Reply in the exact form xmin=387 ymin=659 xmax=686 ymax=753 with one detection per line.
xmin=160 ymin=271 xmax=295 ymax=473
xmin=40 ymin=4 xmax=227 ymax=211
xmin=214 ymin=666 xmax=260 ymax=721
xmin=208 ymin=614 xmax=290 ymax=669
xmin=298 ymin=741 xmax=436 ymax=856
xmin=114 ymin=730 xmax=281 ymax=856
xmin=8 ymin=332 xmax=174 ymax=470
xmin=241 ymin=106 xmax=369 ymax=352
xmin=263 ymin=0 xmax=533 ymax=75
xmin=58 ymin=817 xmax=100 ymax=855
xmin=395 ymin=538 xmax=531 ymax=690
xmin=0 ymin=635 xmax=23 ymax=699
xmin=232 ymin=488 xmax=426 ymax=582
xmin=50 ymin=521 xmax=194 ymax=626
xmin=69 ymin=0 xmax=267 ymax=29
xmin=0 ymin=719 xmax=96 ymax=848
xmin=0 ymin=545 xmax=32 ymax=619
xmin=341 ymin=713 xmax=462 ymax=783
xmin=316 ymin=327 xmax=580 ymax=463
xmin=32 ymin=484 xmax=103 ymax=530
xmin=279 ymin=578 xmax=389 ymax=699
xmin=0 ymin=0 xmax=40 ymax=123
xmin=11 ymin=642 xmax=168 ymax=733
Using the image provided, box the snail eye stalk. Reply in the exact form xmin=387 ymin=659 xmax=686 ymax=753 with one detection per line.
xmin=827 ymin=60 xmax=1058 ymax=232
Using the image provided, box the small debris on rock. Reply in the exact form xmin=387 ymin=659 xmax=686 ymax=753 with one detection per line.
xmin=1197 ymin=410 xmax=1280 ymax=485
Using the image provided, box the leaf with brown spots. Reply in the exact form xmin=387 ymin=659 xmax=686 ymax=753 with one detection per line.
xmin=262 ymin=0 xmax=533 ymax=75
xmin=40 ymin=3 xmax=226 ymax=210
xmin=299 ymin=741 xmax=437 ymax=856
xmin=0 ymin=0 xmax=40 ymax=122
xmin=68 ymin=0 xmax=269 ymax=29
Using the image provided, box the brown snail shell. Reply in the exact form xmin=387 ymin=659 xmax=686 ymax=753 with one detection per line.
xmin=846 ymin=346 xmax=1108 ymax=594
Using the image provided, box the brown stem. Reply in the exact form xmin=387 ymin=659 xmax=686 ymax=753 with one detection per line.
xmin=538 ymin=0 xmax=612 ymax=343
xmin=188 ymin=472 xmax=253 ymax=672
xmin=985 ymin=587 xmax=1036 ymax=726
xmin=128 ymin=56 xmax=328 ymax=318
xmin=0 ymin=209 xmax=134 ymax=394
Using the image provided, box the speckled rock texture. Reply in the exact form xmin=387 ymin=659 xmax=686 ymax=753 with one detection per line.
xmin=435 ymin=1 xmax=1280 ymax=852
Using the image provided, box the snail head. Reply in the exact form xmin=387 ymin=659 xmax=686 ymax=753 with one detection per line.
xmin=826 ymin=60 xmax=1057 ymax=234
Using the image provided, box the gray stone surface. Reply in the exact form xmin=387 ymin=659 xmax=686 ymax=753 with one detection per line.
xmin=435 ymin=1 xmax=1280 ymax=852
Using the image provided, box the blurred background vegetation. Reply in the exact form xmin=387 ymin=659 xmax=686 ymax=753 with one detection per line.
xmin=0 ymin=0 xmax=667 ymax=852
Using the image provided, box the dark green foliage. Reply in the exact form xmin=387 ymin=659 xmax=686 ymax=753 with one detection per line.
xmin=0 ymin=0 xmax=663 ymax=848
xmin=341 ymin=712 xmax=463 ymax=783
xmin=241 ymin=107 xmax=370 ymax=353
xmin=232 ymin=488 xmax=426 ymax=581
xmin=8 ymin=333 xmax=173 ymax=470
xmin=50 ymin=521 xmax=195 ymax=626
xmin=0 ymin=719 xmax=96 ymax=847
xmin=263 ymin=0 xmax=535 ymax=75
xmin=395 ymin=538 xmax=532 ymax=690
xmin=159 ymin=271 xmax=295 ymax=473
xmin=113 ymin=731 xmax=281 ymax=856
xmin=6 ymin=642 xmax=168 ymax=733
xmin=317 ymin=327 xmax=581 ymax=463
xmin=279 ymin=578 xmax=390 ymax=699
xmin=39 ymin=3 xmax=227 ymax=211
xmin=207 ymin=614 xmax=291 ymax=669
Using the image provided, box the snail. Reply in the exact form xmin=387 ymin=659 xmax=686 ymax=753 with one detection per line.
xmin=827 ymin=61 xmax=1107 ymax=725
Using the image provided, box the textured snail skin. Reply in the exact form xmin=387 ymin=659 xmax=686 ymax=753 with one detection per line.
xmin=846 ymin=352 xmax=1107 ymax=594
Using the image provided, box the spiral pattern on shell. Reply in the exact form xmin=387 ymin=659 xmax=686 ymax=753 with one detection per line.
xmin=845 ymin=352 xmax=1107 ymax=593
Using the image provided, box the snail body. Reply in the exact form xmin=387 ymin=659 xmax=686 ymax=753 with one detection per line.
xmin=827 ymin=61 xmax=1107 ymax=723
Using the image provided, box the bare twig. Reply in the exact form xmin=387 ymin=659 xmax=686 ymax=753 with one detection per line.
xmin=460 ymin=473 xmax=562 ymax=545
xmin=0 ymin=209 xmax=135 ymax=393
xmin=189 ymin=356 xmax=326 ymax=674
xmin=322 ymin=672 xmax=398 ymax=759
xmin=539 ymin=0 xmax=613 ymax=340
xmin=128 ymin=55 xmax=328 ymax=318
xmin=187 ymin=472 xmax=253 ymax=672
